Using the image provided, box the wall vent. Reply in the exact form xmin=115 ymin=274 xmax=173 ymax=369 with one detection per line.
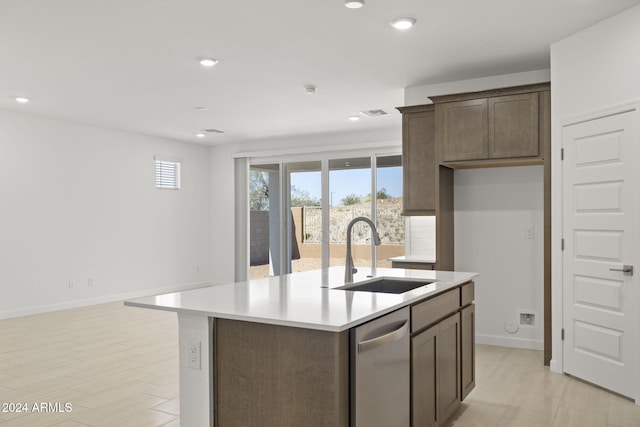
xmin=359 ymin=109 xmax=390 ymax=117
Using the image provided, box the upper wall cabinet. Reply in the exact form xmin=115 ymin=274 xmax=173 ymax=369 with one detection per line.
xmin=431 ymin=83 xmax=550 ymax=168
xmin=437 ymin=98 xmax=488 ymax=162
xmin=397 ymin=104 xmax=436 ymax=215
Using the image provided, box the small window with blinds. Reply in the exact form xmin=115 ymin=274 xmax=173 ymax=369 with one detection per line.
xmin=155 ymin=158 xmax=181 ymax=189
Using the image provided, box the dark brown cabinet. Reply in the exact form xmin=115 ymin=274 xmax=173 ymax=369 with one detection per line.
xmin=397 ymin=104 xmax=436 ymax=215
xmin=390 ymin=260 xmax=434 ymax=270
xmin=431 ymin=83 xmax=548 ymax=167
xmin=412 ymin=324 xmax=438 ymax=427
xmin=439 ymin=98 xmax=488 ymax=162
xmin=437 ymin=312 xmax=462 ymax=422
xmin=489 ymin=93 xmax=539 ymax=159
xmin=411 ymin=283 xmax=475 ymax=427
xmin=460 ymin=281 xmax=476 ymax=400
xmin=397 ymin=104 xmax=454 ymax=270
xmin=460 ymin=303 xmax=475 ymax=400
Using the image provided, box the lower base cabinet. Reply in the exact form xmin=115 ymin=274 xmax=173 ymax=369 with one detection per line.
xmin=412 ymin=312 xmax=461 ymax=427
xmin=461 ymin=304 xmax=476 ymax=399
xmin=437 ymin=313 xmax=462 ymax=422
xmin=412 ymin=325 xmax=438 ymax=427
xmin=411 ymin=282 xmax=475 ymax=427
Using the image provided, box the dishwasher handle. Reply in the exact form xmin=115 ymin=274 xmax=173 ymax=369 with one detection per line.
xmin=358 ymin=320 xmax=409 ymax=353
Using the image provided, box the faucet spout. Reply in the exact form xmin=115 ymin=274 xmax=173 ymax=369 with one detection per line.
xmin=344 ymin=216 xmax=381 ymax=283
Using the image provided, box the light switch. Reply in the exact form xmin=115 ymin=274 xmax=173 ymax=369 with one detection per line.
xmin=524 ymin=224 xmax=534 ymax=239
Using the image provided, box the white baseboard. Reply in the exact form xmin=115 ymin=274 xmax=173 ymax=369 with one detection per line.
xmin=476 ymin=333 xmax=544 ymax=350
xmin=0 ymin=280 xmax=226 ymax=320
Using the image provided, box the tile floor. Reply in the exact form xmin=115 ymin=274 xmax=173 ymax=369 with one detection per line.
xmin=0 ymin=303 xmax=179 ymax=426
xmin=443 ymin=344 xmax=640 ymax=427
xmin=1 ymin=302 xmax=639 ymax=426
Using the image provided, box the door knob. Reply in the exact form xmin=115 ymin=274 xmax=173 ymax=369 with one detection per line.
xmin=609 ymin=265 xmax=634 ymax=276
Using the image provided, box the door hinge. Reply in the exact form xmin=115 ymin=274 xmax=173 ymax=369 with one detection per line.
xmin=561 ymin=238 xmax=565 ymax=251
xmin=561 ymin=148 xmax=564 ymax=161
xmin=561 ymin=328 xmax=565 ymax=341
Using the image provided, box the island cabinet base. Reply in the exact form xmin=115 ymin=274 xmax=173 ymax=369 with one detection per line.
xmin=214 ymin=319 xmax=350 ymax=427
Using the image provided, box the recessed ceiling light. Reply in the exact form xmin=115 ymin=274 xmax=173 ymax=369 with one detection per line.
xmin=390 ymin=17 xmax=416 ymax=30
xmin=344 ymin=0 xmax=364 ymax=8
xmin=199 ymin=58 xmax=219 ymax=67
xmin=349 ymin=115 xmax=360 ymax=121
xmin=195 ymin=133 xmax=206 ymax=138
xmin=15 ymin=97 xmax=30 ymax=103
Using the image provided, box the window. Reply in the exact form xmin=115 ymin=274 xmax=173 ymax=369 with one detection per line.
xmin=247 ymin=153 xmax=404 ymax=279
xmin=155 ymin=159 xmax=181 ymax=189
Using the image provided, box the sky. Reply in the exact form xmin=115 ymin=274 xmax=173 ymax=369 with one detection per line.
xmin=290 ymin=166 xmax=402 ymax=206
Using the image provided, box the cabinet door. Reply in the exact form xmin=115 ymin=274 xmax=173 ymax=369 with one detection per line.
xmin=412 ymin=324 xmax=438 ymax=427
xmin=439 ymin=99 xmax=488 ymax=162
xmin=402 ymin=110 xmax=435 ymax=214
xmin=489 ymin=93 xmax=539 ymax=159
xmin=437 ymin=312 xmax=461 ymax=423
xmin=460 ymin=304 xmax=475 ymax=399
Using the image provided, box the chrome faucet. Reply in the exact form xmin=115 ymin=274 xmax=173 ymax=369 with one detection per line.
xmin=344 ymin=216 xmax=381 ymax=283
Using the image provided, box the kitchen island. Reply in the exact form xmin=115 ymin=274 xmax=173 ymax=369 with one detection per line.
xmin=125 ymin=267 xmax=477 ymax=426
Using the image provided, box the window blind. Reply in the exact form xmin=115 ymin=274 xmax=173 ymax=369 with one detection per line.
xmin=155 ymin=159 xmax=181 ymax=189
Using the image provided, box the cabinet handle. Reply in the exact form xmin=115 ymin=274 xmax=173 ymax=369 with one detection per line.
xmin=358 ymin=321 xmax=409 ymax=353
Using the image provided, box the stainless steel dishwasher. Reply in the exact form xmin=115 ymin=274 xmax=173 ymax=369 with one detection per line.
xmin=351 ymin=306 xmax=410 ymax=427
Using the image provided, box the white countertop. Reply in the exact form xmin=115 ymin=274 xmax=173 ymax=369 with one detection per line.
xmin=125 ymin=267 xmax=477 ymax=332
xmin=388 ymin=255 xmax=437 ymax=264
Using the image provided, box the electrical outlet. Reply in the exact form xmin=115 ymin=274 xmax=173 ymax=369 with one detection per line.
xmin=519 ymin=312 xmax=536 ymax=326
xmin=88 ymin=278 xmax=94 ymax=287
xmin=68 ymin=280 xmax=75 ymax=289
xmin=187 ymin=339 xmax=201 ymax=370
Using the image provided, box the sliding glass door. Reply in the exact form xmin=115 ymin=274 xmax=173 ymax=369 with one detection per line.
xmin=248 ymin=153 xmax=404 ymax=279
xmin=288 ymin=161 xmax=322 ymax=274
xmin=375 ymin=155 xmax=403 ymax=267
xmin=249 ymin=164 xmax=281 ymax=279
xmin=329 ymin=157 xmax=372 ymax=268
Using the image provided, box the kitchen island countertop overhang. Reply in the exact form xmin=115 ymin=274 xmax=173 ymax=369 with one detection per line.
xmin=124 ymin=266 xmax=478 ymax=332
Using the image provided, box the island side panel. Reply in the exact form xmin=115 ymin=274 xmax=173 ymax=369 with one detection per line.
xmin=178 ymin=313 xmax=214 ymax=427
xmin=214 ymin=318 xmax=349 ymax=427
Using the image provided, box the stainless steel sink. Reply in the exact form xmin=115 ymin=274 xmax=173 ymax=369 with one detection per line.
xmin=334 ymin=277 xmax=435 ymax=294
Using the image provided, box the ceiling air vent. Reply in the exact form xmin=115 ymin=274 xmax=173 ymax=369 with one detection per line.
xmin=204 ymin=128 xmax=225 ymax=134
xmin=359 ymin=109 xmax=390 ymax=117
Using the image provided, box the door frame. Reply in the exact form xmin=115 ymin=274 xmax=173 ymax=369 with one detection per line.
xmin=552 ymin=101 xmax=640 ymax=404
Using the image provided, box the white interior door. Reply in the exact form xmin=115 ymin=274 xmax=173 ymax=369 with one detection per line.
xmin=562 ymin=109 xmax=638 ymax=398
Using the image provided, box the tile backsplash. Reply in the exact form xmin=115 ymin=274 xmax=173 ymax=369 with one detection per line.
xmin=406 ymin=216 xmax=436 ymax=258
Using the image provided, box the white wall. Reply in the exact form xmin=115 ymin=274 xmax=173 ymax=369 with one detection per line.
xmin=0 ymin=109 xmax=211 ymax=318
xmin=550 ymin=5 xmax=640 ymax=374
xmin=455 ymin=167 xmax=544 ymax=349
xmin=405 ymin=71 xmax=549 ymax=349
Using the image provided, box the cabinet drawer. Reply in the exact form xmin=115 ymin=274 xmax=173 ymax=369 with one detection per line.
xmin=412 ymin=289 xmax=460 ymax=333
xmin=461 ymin=282 xmax=474 ymax=306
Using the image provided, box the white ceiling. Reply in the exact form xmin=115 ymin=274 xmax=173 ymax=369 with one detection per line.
xmin=1 ymin=0 xmax=638 ymax=145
